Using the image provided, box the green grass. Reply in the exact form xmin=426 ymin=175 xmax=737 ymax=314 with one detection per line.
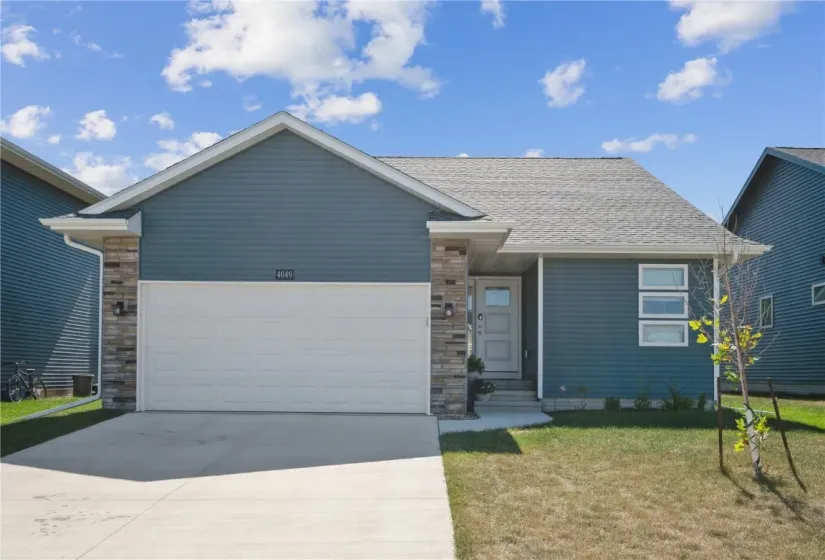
xmin=0 ymin=398 xmax=124 ymax=457
xmin=722 ymin=393 xmax=825 ymax=430
xmin=441 ymin=399 xmax=825 ymax=560
xmin=0 ymin=397 xmax=84 ymax=425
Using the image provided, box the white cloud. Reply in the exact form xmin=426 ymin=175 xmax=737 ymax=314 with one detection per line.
xmin=76 ymin=110 xmax=117 ymax=140
xmin=481 ymin=0 xmax=505 ymax=29
xmin=47 ymin=134 xmax=61 ymax=145
xmin=288 ymin=92 xmax=382 ymax=124
xmin=0 ymin=105 xmax=51 ymax=139
xmin=161 ymin=0 xmax=439 ymax=115
xmin=70 ymin=31 xmax=124 ymax=59
xmin=657 ymin=56 xmax=729 ymax=103
xmin=523 ymin=149 xmax=544 ymax=158
xmin=199 ymin=79 xmax=213 ymax=88
xmin=540 ymin=59 xmax=587 ymax=108
xmin=601 ymin=133 xmax=698 ymax=154
xmin=242 ymin=95 xmax=262 ymax=112
xmin=1 ymin=25 xmax=49 ymax=66
xmin=63 ymin=153 xmax=136 ymax=194
xmin=671 ymin=0 xmax=787 ymax=53
xmin=144 ymin=131 xmax=222 ymax=171
xmin=456 ymin=153 xmax=469 ymax=158
xmin=149 ymin=112 xmax=175 ymax=130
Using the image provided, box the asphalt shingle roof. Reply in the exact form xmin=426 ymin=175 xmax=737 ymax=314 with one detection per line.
xmin=773 ymin=147 xmax=825 ymax=168
xmin=378 ymin=156 xmax=734 ymax=248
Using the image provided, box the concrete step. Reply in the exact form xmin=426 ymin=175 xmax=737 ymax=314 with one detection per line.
xmin=489 ymin=390 xmax=538 ymax=402
xmin=485 ymin=379 xmax=535 ymax=391
xmin=475 ymin=400 xmax=543 ymax=413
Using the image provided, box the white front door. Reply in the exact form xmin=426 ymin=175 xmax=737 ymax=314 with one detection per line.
xmin=138 ymin=282 xmax=430 ymax=413
xmin=474 ymin=278 xmax=520 ymax=378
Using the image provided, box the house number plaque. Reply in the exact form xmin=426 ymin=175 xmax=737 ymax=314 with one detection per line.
xmin=275 ymin=269 xmax=295 ymax=281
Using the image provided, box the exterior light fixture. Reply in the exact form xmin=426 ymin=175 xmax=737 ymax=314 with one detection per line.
xmin=112 ymin=301 xmax=127 ymax=316
xmin=444 ymin=302 xmax=455 ymax=318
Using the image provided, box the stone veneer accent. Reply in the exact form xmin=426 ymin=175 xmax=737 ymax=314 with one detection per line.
xmin=430 ymin=239 xmax=469 ymax=416
xmin=101 ymin=236 xmax=139 ymax=410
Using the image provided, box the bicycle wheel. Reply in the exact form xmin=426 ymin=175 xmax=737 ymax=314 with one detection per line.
xmin=6 ymin=377 xmax=23 ymax=403
xmin=31 ymin=378 xmax=47 ymax=400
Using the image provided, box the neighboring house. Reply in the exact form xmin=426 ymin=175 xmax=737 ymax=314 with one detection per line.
xmin=1 ymin=138 xmax=105 ymax=395
xmin=724 ymin=147 xmax=825 ymax=396
xmin=40 ymin=112 xmax=768 ymax=415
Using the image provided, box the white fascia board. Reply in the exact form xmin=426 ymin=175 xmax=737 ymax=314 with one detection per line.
xmin=81 ymin=112 xmax=483 ymax=218
xmin=40 ymin=211 xmax=142 ymax=236
xmin=497 ymin=243 xmax=772 ymax=257
xmin=426 ymin=221 xmax=515 ymax=235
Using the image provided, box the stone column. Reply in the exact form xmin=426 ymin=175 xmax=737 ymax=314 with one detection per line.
xmin=101 ymin=236 xmax=139 ymax=410
xmin=430 ymin=239 xmax=468 ymax=416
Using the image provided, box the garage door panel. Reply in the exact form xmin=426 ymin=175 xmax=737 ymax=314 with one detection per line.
xmin=140 ymin=282 xmax=430 ymax=413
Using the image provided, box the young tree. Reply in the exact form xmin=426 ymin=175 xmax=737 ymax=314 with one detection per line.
xmin=689 ymin=226 xmax=773 ymax=478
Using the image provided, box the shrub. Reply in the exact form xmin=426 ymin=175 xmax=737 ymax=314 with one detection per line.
xmin=475 ymin=380 xmax=496 ymax=395
xmin=696 ymin=392 xmax=708 ymax=411
xmin=604 ymin=397 xmax=621 ymax=412
xmin=661 ymin=387 xmax=694 ymax=411
xmin=467 ymin=354 xmax=486 ymax=375
xmin=633 ymin=393 xmax=653 ymax=410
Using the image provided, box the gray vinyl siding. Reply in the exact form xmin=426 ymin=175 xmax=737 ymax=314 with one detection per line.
xmin=522 ymin=262 xmax=538 ymax=381
xmin=728 ymin=157 xmax=825 ymax=392
xmin=542 ymin=258 xmax=712 ymax=400
xmin=1 ymin=162 xmax=99 ymax=393
xmin=139 ymin=131 xmax=437 ymax=282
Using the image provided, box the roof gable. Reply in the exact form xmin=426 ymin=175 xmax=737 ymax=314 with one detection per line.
xmin=80 ymin=112 xmax=482 ymax=218
xmin=0 ymin=138 xmax=105 ymax=204
xmin=724 ymin=147 xmax=825 ymax=226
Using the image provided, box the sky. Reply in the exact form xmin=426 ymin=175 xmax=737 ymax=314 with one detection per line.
xmin=1 ymin=0 xmax=823 ymax=219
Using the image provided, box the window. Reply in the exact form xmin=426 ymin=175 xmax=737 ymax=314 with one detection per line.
xmin=639 ymin=321 xmax=689 ymax=347
xmin=485 ymin=287 xmax=511 ymax=307
xmin=639 ymin=292 xmax=689 ymax=319
xmin=759 ymin=295 xmax=773 ymax=329
xmin=639 ymin=264 xmax=688 ymax=290
xmin=813 ymin=282 xmax=825 ymax=306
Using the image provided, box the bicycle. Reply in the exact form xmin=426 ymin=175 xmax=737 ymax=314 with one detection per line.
xmin=3 ymin=361 xmax=47 ymax=403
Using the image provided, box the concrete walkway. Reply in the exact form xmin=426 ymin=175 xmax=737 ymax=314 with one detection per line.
xmin=439 ymin=410 xmax=552 ymax=434
xmin=1 ymin=413 xmax=454 ymax=560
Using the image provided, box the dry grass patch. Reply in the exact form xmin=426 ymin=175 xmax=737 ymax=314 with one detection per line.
xmin=441 ymin=408 xmax=825 ymax=560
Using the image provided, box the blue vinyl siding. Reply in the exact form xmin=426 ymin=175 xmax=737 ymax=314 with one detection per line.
xmin=542 ymin=258 xmax=712 ymax=400
xmin=1 ymin=162 xmax=99 ymax=392
xmin=522 ymin=262 xmax=538 ymax=381
xmin=139 ymin=131 xmax=437 ymax=282
xmin=728 ymin=157 xmax=825 ymax=391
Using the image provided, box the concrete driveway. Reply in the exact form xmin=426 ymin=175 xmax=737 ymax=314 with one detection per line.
xmin=1 ymin=413 xmax=454 ymax=560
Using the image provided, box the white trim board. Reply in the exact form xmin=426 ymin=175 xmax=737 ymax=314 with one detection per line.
xmin=498 ymin=243 xmax=772 ymax=257
xmin=81 ymin=112 xmax=482 ymax=218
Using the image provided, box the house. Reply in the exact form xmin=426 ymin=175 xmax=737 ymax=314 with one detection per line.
xmin=1 ymin=138 xmax=105 ymax=395
xmin=40 ymin=112 xmax=769 ymax=415
xmin=724 ymin=147 xmax=825 ymax=396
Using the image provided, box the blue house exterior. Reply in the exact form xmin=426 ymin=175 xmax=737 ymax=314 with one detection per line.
xmin=724 ymin=148 xmax=825 ymax=395
xmin=1 ymin=139 xmax=105 ymax=395
xmin=40 ymin=112 xmax=768 ymax=414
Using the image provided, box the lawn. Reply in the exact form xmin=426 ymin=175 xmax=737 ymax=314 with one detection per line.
xmin=441 ymin=400 xmax=825 ymax=560
xmin=0 ymin=398 xmax=123 ymax=457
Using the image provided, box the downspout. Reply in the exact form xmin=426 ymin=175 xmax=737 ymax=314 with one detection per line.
xmin=13 ymin=235 xmax=103 ymax=422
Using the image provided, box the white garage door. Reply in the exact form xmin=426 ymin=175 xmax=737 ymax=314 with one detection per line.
xmin=138 ymin=282 xmax=430 ymax=413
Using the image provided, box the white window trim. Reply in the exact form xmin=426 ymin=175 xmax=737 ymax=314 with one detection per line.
xmin=639 ymin=320 xmax=689 ymax=347
xmin=638 ymin=291 xmax=689 ymax=319
xmin=759 ymin=295 xmax=774 ymax=329
xmin=813 ymin=281 xmax=825 ymax=306
xmin=638 ymin=263 xmax=689 ymax=290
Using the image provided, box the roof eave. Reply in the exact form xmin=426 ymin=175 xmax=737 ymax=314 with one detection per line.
xmin=498 ymin=243 xmax=772 ymax=258
xmin=1 ymin=138 xmax=105 ymax=204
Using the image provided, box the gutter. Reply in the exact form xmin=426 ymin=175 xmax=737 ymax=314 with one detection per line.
xmin=13 ymin=235 xmax=103 ymax=423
